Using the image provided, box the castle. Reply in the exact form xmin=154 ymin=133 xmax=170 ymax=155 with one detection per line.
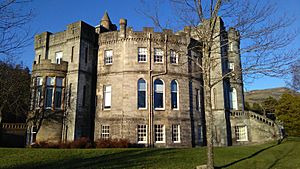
xmin=28 ymin=12 xmax=281 ymax=147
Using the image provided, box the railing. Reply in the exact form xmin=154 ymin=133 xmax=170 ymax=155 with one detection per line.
xmin=230 ymin=110 xmax=275 ymax=127
xmin=1 ymin=123 xmax=27 ymax=129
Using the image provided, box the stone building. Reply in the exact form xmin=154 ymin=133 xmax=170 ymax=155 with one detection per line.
xmin=28 ymin=12 xmax=281 ymax=147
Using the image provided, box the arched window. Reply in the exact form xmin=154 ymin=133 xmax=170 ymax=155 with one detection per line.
xmin=154 ymin=79 xmax=164 ymax=109
xmin=138 ymin=78 xmax=146 ymax=109
xmin=171 ymin=80 xmax=178 ymax=109
xmin=229 ymin=88 xmax=238 ymax=110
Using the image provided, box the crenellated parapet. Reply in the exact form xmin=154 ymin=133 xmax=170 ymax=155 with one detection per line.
xmin=99 ymin=27 xmax=188 ymax=46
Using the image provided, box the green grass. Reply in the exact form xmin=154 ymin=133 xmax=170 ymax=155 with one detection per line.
xmin=0 ymin=137 xmax=299 ymax=169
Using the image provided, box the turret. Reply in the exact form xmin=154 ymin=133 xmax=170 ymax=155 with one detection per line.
xmin=100 ymin=11 xmax=117 ymax=32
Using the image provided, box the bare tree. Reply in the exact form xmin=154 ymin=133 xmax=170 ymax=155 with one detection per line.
xmin=139 ymin=0 xmax=299 ymax=168
xmin=291 ymin=60 xmax=300 ymax=91
xmin=0 ymin=0 xmax=33 ymax=58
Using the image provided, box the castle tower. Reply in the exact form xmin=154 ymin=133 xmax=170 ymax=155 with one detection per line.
xmin=227 ymin=27 xmax=244 ymax=111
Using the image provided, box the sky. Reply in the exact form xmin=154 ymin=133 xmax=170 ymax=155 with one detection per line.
xmin=17 ymin=0 xmax=300 ymax=91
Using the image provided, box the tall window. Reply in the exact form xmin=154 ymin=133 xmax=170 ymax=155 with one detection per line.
xmin=101 ymin=125 xmax=110 ymax=139
xmin=45 ymin=77 xmax=55 ymax=109
xmin=154 ymin=124 xmax=165 ymax=143
xmin=38 ymin=55 xmax=41 ymax=64
xmin=196 ymin=89 xmax=200 ymax=111
xmin=71 ymin=46 xmax=74 ymax=63
xmin=154 ymin=48 xmax=163 ymax=63
xmin=104 ymin=50 xmax=113 ymax=65
xmin=229 ymin=88 xmax=238 ymax=110
xmin=54 ymin=77 xmax=63 ymax=109
xmin=172 ymin=124 xmax=180 ymax=143
xmin=35 ymin=77 xmax=43 ymax=108
xmin=138 ymin=47 xmax=147 ymax=62
xmin=154 ymin=79 xmax=164 ymax=109
xmin=235 ymin=126 xmax=248 ymax=141
xmin=104 ymin=85 xmax=111 ymax=109
xmin=137 ymin=124 xmax=147 ymax=143
xmin=170 ymin=50 xmax=178 ymax=64
xmin=55 ymin=52 xmax=63 ymax=64
xmin=171 ymin=80 xmax=178 ymax=109
xmin=68 ymin=83 xmax=72 ymax=107
xmin=138 ymin=79 xmax=146 ymax=109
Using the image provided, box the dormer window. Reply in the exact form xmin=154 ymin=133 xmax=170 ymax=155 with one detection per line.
xmin=55 ymin=52 xmax=63 ymax=64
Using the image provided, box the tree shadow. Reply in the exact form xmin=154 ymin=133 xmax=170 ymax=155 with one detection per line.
xmin=3 ymin=148 xmax=178 ymax=169
xmin=215 ymin=143 xmax=279 ymax=169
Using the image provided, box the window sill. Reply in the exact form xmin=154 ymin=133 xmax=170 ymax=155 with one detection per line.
xmin=237 ymin=139 xmax=248 ymax=142
xmin=103 ymin=108 xmax=111 ymax=111
xmin=173 ymin=141 xmax=181 ymax=143
xmin=138 ymin=61 xmax=147 ymax=63
xmin=155 ymin=141 xmax=165 ymax=144
xmin=137 ymin=141 xmax=147 ymax=144
xmin=104 ymin=63 xmax=112 ymax=66
xmin=154 ymin=108 xmax=165 ymax=111
xmin=138 ymin=108 xmax=147 ymax=110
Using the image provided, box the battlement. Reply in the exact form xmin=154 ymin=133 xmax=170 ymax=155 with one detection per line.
xmin=34 ymin=21 xmax=97 ymax=50
xmin=98 ymin=25 xmax=188 ymax=46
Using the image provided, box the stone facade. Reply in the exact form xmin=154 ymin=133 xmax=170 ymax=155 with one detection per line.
xmin=28 ymin=12 xmax=281 ymax=147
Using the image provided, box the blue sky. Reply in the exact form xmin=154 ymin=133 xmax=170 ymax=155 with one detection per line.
xmin=19 ymin=0 xmax=300 ymax=91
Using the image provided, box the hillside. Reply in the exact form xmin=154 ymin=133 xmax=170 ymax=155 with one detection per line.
xmin=245 ymin=87 xmax=298 ymax=104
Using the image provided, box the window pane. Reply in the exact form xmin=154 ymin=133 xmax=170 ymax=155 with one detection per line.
xmin=172 ymin=125 xmax=180 ymax=142
xmin=154 ymin=48 xmax=163 ymax=63
xmin=155 ymin=124 xmax=165 ymax=142
xmin=47 ymin=77 xmax=55 ymax=86
xmin=170 ymin=50 xmax=178 ymax=64
xmin=56 ymin=78 xmax=63 ymax=87
xmin=45 ymin=87 xmax=53 ymax=108
xmin=171 ymin=92 xmax=177 ymax=109
xmin=37 ymin=77 xmax=43 ymax=86
xmin=55 ymin=88 xmax=62 ymax=108
xmin=138 ymin=91 xmax=146 ymax=108
xmin=104 ymin=50 xmax=113 ymax=64
xmin=171 ymin=80 xmax=178 ymax=109
xmin=154 ymin=79 xmax=164 ymax=109
xmin=55 ymin=52 xmax=63 ymax=64
xmin=137 ymin=125 xmax=147 ymax=143
xmin=101 ymin=125 xmax=110 ymax=139
xmin=104 ymin=85 xmax=111 ymax=108
xmin=138 ymin=47 xmax=147 ymax=62
xmin=138 ymin=79 xmax=146 ymax=91
xmin=138 ymin=79 xmax=146 ymax=108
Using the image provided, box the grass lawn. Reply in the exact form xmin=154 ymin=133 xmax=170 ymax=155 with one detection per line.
xmin=0 ymin=137 xmax=299 ymax=169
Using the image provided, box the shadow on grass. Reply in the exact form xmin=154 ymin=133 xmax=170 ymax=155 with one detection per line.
xmin=215 ymin=143 xmax=279 ymax=169
xmin=2 ymin=148 xmax=178 ymax=169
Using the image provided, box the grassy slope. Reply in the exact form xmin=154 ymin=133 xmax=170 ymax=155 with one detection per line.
xmin=0 ymin=137 xmax=299 ymax=169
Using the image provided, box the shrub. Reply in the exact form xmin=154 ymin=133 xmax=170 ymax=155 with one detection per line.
xmin=69 ymin=137 xmax=94 ymax=148
xmin=95 ymin=138 xmax=130 ymax=148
